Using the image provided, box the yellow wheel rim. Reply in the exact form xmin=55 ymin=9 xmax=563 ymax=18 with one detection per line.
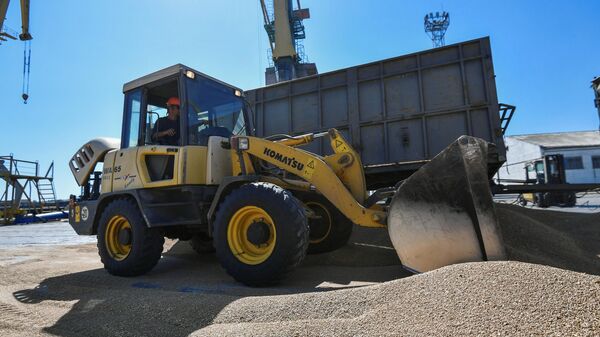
xmin=227 ymin=206 xmax=276 ymax=265
xmin=105 ymin=215 xmax=132 ymax=261
xmin=306 ymin=201 xmax=332 ymax=244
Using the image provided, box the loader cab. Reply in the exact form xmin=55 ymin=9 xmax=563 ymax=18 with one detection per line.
xmin=114 ymin=64 xmax=250 ymax=189
xmin=522 ymin=154 xmax=575 ymax=207
xmin=122 ymin=64 xmax=250 ymax=149
xmin=525 ymin=154 xmax=566 ymax=185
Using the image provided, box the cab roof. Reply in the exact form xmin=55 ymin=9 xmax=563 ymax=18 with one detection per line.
xmin=122 ymin=63 xmax=243 ymax=94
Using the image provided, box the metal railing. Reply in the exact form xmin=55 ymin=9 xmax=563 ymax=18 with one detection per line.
xmin=0 ymin=155 xmax=57 ymax=224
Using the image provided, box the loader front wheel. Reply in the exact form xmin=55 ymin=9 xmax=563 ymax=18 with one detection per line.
xmin=302 ymin=195 xmax=353 ymax=254
xmin=97 ymin=198 xmax=164 ymax=276
xmin=213 ymin=182 xmax=309 ymax=286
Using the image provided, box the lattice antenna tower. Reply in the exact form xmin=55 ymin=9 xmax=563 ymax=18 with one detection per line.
xmin=424 ymin=11 xmax=450 ymax=48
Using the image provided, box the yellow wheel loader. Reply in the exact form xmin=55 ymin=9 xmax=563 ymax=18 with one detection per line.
xmin=68 ymin=64 xmax=505 ymax=286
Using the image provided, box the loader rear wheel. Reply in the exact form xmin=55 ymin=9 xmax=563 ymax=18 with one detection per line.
xmin=302 ymin=195 xmax=353 ymax=254
xmin=97 ymin=198 xmax=164 ymax=276
xmin=213 ymin=182 xmax=309 ymax=286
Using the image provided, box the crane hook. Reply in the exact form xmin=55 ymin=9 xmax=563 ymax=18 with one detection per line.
xmin=22 ymin=40 xmax=31 ymax=104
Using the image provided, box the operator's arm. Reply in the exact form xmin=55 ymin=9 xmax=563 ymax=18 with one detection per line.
xmin=153 ymin=129 xmax=173 ymax=141
xmin=152 ymin=118 xmax=174 ymax=141
xmin=151 ymin=118 xmax=161 ymax=141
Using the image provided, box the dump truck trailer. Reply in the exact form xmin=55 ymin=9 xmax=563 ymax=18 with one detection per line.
xmin=246 ymin=37 xmax=508 ymax=188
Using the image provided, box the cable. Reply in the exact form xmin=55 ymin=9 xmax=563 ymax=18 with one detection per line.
xmin=22 ymin=40 xmax=31 ymax=104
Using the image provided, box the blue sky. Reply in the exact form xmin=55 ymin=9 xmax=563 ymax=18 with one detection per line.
xmin=1 ymin=0 xmax=599 ymax=198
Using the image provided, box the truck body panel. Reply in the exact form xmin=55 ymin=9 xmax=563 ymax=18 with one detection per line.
xmin=246 ymin=37 xmax=506 ymax=187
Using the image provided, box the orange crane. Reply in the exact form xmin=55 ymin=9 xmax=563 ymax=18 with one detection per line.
xmin=259 ymin=0 xmax=316 ymax=84
xmin=0 ymin=0 xmax=31 ymax=42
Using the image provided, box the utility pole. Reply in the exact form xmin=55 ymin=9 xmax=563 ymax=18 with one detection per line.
xmin=424 ymin=11 xmax=450 ymax=48
xmin=592 ymin=77 xmax=600 ymax=130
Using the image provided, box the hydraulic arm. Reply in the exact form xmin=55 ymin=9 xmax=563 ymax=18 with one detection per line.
xmin=232 ymin=130 xmax=506 ymax=273
xmin=232 ymin=129 xmax=386 ymax=228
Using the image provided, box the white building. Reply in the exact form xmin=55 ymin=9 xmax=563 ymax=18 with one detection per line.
xmin=496 ymin=130 xmax=600 ymax=184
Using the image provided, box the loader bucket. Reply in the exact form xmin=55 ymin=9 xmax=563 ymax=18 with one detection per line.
xmin=387 ymin=136 xmax=505 ymax=273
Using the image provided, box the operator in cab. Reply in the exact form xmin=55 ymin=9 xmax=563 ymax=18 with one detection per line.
xmin=152 ymin=97 xmax=180 ymax=145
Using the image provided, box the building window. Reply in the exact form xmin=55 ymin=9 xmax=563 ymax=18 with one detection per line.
xmin=592 ymin=156 xmax=600 ymax=169
xmin=564 ymin=156 xmax=583 ymax=170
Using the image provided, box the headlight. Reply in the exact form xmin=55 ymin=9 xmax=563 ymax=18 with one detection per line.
xmin=238 ymin=137 xmax=249 ymax=150
xmin=185 ymin=70 xmax=195 ymax=79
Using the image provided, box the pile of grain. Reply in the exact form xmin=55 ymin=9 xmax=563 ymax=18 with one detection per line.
xmin=0 ymin=203 xmax=597 ymax=336
xmin=190 ymin=204 xmax=600 ymax=336
xmin=194 ymin=262 xmax=599 ymax=336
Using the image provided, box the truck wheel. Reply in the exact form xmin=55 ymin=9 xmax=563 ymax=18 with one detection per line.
xmin=302 ymin=195 xmax=353 ymax=254
xmin=565 ymin=192 xmax=577 ymax=207
xmin=538 ymin=193 xmax=551 ymax=208
xmin=97 ymin=198 xmax=164 ymax=276
xmin=213 ymin=182 xmax=309 ymax=286
xmin=189 ymin=233 xmax=215 ymax=254
xmin=534 ymin=193 xmax=548 ymax=208
xmin=517 ymin=195 xmax=527 ymax=206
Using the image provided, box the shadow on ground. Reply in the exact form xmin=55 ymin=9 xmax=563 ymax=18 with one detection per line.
xmin=12 ymin=227 xmax=409 ymax=337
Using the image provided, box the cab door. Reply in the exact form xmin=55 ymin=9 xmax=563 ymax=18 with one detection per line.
xmin=112 ymin=89 xmax=144 ymax=192
xmin=112 ymin=147 xmax=143 ymax=191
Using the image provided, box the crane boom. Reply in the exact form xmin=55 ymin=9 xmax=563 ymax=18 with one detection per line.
xmin=0 ymin=0 xmax=32 ymax=41
xmin=272 ymin=0 xmax=296 ymax=60
xmin=18 ymin=0 xmax=31 ymax=40
xmin=259 ymin=0 xmax=316 ymax=84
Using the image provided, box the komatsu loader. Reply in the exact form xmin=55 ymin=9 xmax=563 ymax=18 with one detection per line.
xmin=68 ymin=64 xmax=505 ymax=286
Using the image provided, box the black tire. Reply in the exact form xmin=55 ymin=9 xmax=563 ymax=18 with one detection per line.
xmin=539 ymin=193 xmax=551 ymax=208
xmin=565 ymin=192 xmax=577 ymax=207
xmin=213 ymin=182 xmax=309 ymax=286
xmin=301 ymin=194 xmax=353 ymax=254
xmin=97 ymin=198 xmax=164 ymax=276
xmin=189 ymin=233 xmax=215 ymax=254
xmin=534 ymin=193 xmax=548 ymax=208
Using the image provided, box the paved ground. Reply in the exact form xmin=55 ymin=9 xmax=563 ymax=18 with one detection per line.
xmin=494 ymin=192 xmax=600 ymax=213
xmin=0 ymin=204 xmax=597 ymax=336
xmin=0 ymin=221 xmax=96 ymax=248
xmin=0 ymin=220 xmax=405 ymax=288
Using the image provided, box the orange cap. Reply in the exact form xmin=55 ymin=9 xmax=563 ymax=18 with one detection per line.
xmin=166 ymin=97 xmax=180 ymax=106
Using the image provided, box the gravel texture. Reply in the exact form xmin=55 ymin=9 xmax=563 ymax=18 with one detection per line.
xmin=0 ymin=204 xmax=597 ymax=336
xmin=195 ymin=262 xmax=600 ymax=337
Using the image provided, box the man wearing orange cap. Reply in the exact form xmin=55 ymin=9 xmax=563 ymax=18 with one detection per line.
xmin=152 ymin=97 xmax=180 ymax=145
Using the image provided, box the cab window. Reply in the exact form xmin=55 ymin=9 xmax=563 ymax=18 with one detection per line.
xmin=122 ymin=89 xmax=142 ymax=148
xmin=145 ymin=103 xmax=169 ymax=145
xmin=186 ymin=76 xmax=246 ymax=146
xmin=143 ymin=79 xmax=180 ymax=146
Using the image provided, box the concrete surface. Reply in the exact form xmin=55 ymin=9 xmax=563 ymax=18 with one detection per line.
xmin=0 ymin=204 xmax=597 ymax=336
xmin=0 ymin=221 xmax=96 ymax=248
xmin=494 ymin=192 xmax=600 ymax=213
